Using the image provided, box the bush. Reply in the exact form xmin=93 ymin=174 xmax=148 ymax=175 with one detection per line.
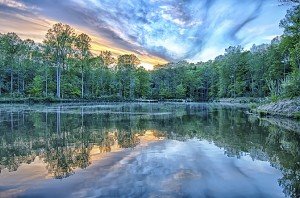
xmin=282 ymin=72 xmax=300 ymax=98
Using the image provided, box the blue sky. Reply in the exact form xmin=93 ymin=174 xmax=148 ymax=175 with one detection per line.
xmin=0 ymin=0 xmax=289 ymax=68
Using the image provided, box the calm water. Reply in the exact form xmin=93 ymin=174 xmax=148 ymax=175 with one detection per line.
xmin=0 ymin=103 xmax=299 ymax=198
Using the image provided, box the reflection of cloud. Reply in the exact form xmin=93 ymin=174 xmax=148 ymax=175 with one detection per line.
xmin=0 ymin=0 xmax=287 ymax=65
xmin=18 ymin=139 xmax=283 ymax=197
xmin=0 ymin=157 xmax=49 ymax=197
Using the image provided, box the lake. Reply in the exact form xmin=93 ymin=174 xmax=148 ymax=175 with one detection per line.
xmin=0 ymin=103 xmax=299 ymax=198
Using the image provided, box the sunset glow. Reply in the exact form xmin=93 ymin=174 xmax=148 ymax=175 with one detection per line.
xmin=0 ymin=0 xmax=288 ymax=69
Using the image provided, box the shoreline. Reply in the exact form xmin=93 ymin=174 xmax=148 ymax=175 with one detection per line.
xmin=253 ymin=97 xmax=300 ymax=120
xmin=0 ymin=97 xmax=299 ymax=120
xmin=0 ymin=97 xmax=191 ymax=104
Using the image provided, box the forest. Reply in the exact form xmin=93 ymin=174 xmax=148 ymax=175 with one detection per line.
xmin=0 ymin=3 xmax=299 ymax=102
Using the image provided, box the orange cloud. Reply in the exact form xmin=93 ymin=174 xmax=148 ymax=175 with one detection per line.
xmin=0 ymin=10 xmax=168 ymax=69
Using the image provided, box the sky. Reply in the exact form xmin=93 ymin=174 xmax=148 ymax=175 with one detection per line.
xmin=0 ymin=0 xmax=289 ymax=69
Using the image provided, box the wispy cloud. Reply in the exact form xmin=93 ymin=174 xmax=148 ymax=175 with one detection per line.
xmin=0 ymin=0 xmax=288 ymax=65
xmin=0 ymin=0 xmax=27 ymax=10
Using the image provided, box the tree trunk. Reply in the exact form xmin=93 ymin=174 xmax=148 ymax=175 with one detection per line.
xmin=81 ymin=66 xmax=84 ymax=99
xmin=130 ymin=78 xmax=135 ymax=99
xmin=45 ymin=108 xmax=48 ymax=137
xmin=81 ymin=107 xmax=84 ymax=132
xmin=0 ymin=77 xmax=2 ymax=96
xmin=10 ymin=112 xmax=14 ymax=133
xmin=45 ymin=65 xmax=48 ymax=97
xmin=56 ymin=106 xmax=61 ymax=136
xmin=17 ymin=68 xmax=20 ymax=94
xmin=10 ymin=68 xmax=13 ymax=96
xmin=56 ymin=63 xmax=61 ymax=98
xmin=297 ymin=54 xmax=300 ymax=71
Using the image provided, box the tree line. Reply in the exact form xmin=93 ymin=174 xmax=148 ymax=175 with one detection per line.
xmin=0 ymin=3 xmax=299 ymax=101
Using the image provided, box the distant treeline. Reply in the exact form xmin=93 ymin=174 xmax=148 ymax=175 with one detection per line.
xmin=0 ymin=4 xmax=299 ymax=101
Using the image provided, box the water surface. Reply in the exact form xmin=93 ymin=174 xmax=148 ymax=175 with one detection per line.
xmin=0 ymin=103 xmax=299 ymax=197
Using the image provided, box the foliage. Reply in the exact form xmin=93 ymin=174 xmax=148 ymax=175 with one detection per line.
xmin=0 ymin=3 xmax=299 ymax=101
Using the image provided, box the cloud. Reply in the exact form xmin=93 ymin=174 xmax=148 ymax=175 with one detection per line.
xmin=0 ymin=0 xmax=28 ymax=10
xmin=0 ymin=0 xmax=288 ymax=65
xmin=0 ymin=3 xmax=54 ymax=42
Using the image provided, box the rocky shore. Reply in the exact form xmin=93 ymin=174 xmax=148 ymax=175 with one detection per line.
xmin=255 ymin=97 xmax=300 ymax=119
xmin=216 ymin=97 xmax=300 ymax=120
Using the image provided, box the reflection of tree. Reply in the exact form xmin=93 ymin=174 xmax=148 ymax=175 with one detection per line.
xmin=117 ymin=130 xmax=140 ymax=148
xmin=76 ymin=147 xmax=90 ymax=169
xmin=0 ymin=151 xmax=36 ymax=173
xmin=42 ymin=108 xmax=93 ymax=179
xmin=0 ymin=104 xmax=299 ymax=196
xmin=98 ymin=132 xmax=115 ymax=153
xmin=43 ymin=144 xmax=91 ymax=179
xmin=0 ymin=107 xmax=143 ymax=179
xmin=263 ymin=124 xmax=300 ymax=197
xmin=45 ymin=147 xmax=75 ymax=179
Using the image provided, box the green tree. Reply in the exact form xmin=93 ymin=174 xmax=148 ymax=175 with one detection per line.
xmin=28 ymin=76 xmax=44 ymax=97
xmin=0 ymin=33 xmax=22 ymax=96
xmin=135 ymin=67 xmax=150 ymax=98
xmin=75 ymin=33 xmax=92 ymax=98
xmin=117 ymin=54 xmax=140 ymax=99
xmin=248 ymin=44 xmax=269 ymax=97
xmin=280 ymin=5 xmax=300 ymax=97
xmin=43 ymin=23 xmax=76 ymax=98
xmin=99 ymin=51 xmax=115 ymax=67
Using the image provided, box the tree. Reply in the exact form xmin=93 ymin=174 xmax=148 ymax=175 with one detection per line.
xmin=280 ymin=5 xmax=300 ymax=40
xmin=0 ymin=34 xmax=4 ymax=95
xmin=20 ymin=39 xmax=40 ymax=95
xmin=99 ymin=51 xmax=115 ymax=67
xmin=116 ymin=54 xmax=140 ymax=99
xmin=117 ymin=54 xmax=140 ymax=68
xmin=280 ymin=4 xmax=300 ymax=97
xmin=175 ymin=84 xmax=186 ymax=99
xmin=43 ymin=23 xmax=76 ymax=98
xmin=0 ymin=33 xmax=22 ymax=96
xmin=28 ymin=76 xmax=44 ymax=97
xmin=134 ymin=67 xmax=150 ymax=98
xmin=248 ymin=44 xmax=269 ymax=97
xmin=75 ymin=33 xmax=92 ymax=98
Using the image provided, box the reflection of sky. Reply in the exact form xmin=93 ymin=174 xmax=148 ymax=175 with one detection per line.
xmin=0 ymin=0 xmax=288 ymax=67
xmin=0 ymin=138 xmax=284 ymax=197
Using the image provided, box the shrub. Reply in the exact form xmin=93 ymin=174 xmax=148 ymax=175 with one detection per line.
xmin=282 ymin=72 xmax=300 ymax=98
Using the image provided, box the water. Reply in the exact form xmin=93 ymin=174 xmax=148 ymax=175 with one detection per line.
xmin=0 ymin=103 xmax=299 ymax=198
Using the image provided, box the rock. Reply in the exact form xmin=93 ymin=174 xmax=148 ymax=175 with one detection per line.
xmin=256 ymin=97 xmax=300 ymax=119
